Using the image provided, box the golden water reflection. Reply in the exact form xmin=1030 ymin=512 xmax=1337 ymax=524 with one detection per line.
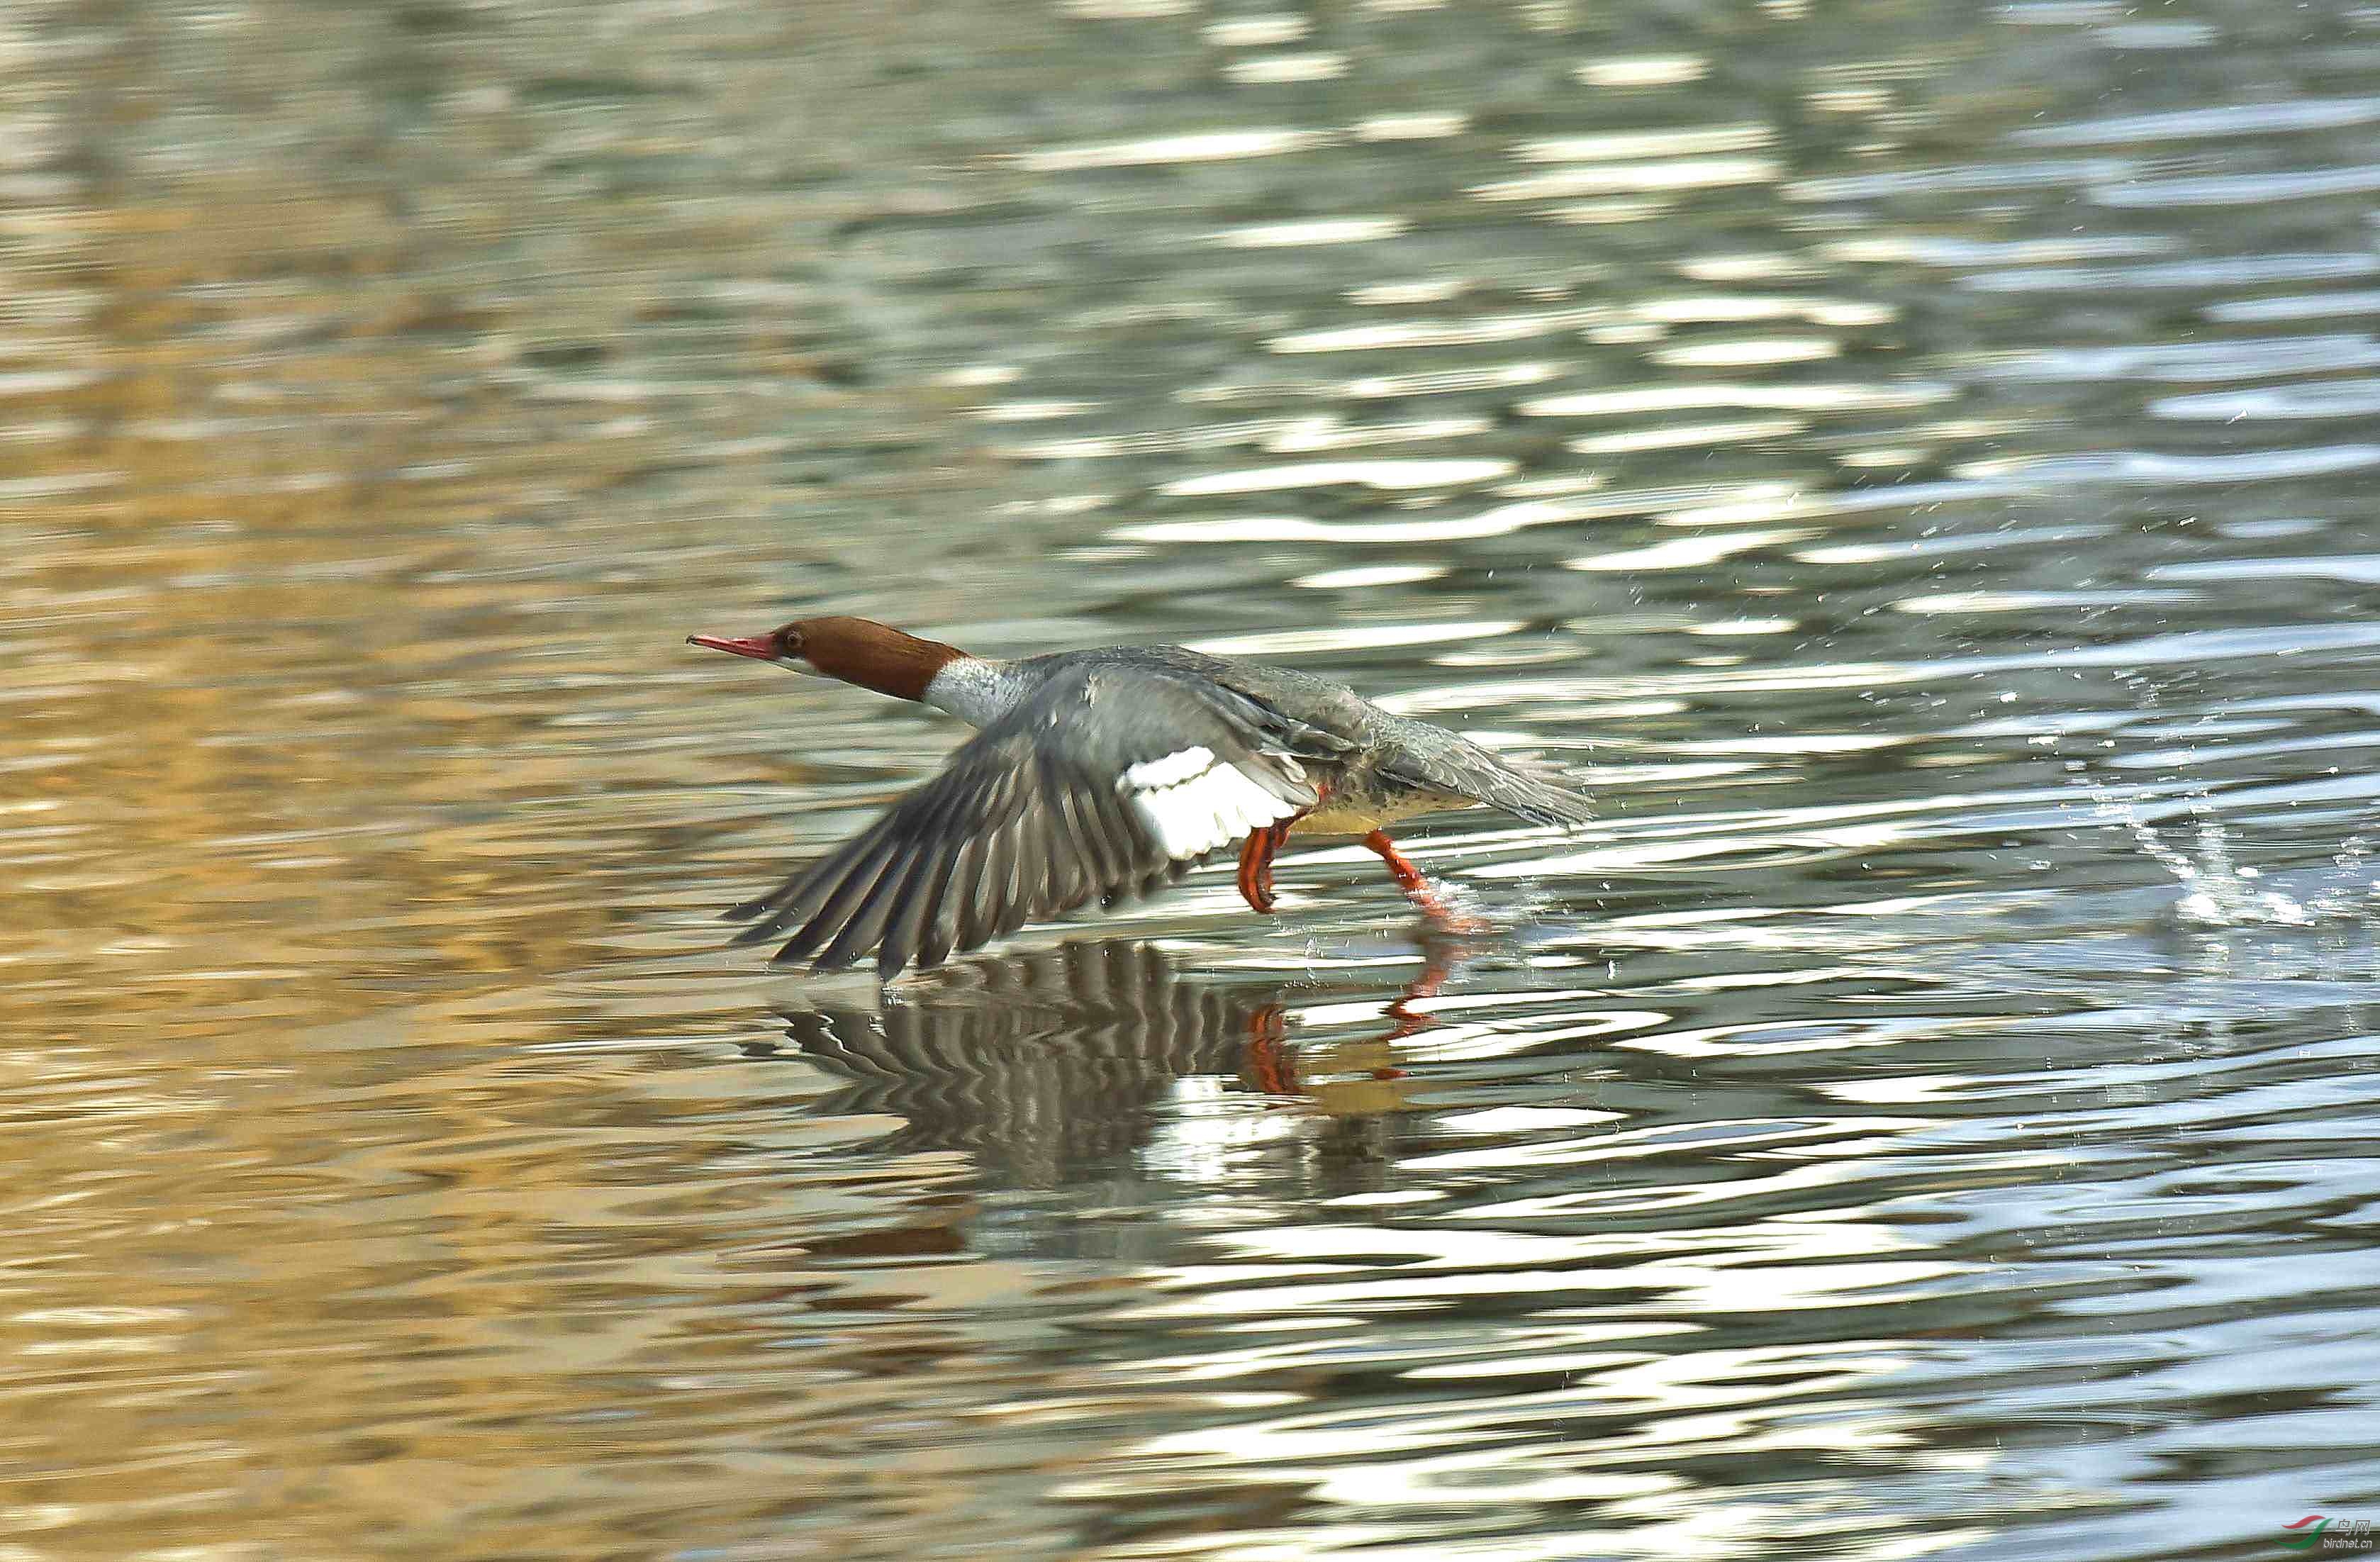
xmin=10 ymin=0 xmax=2380 ymax=1554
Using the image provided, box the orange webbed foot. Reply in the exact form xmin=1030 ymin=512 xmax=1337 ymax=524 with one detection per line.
xmin=1363 ymin=830 xmax=1495 ymax=935
xmin=1236 ymin=820 xmax=1291 ymax=913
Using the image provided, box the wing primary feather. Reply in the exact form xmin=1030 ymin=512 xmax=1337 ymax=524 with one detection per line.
xmin=956 ymin=797 xmax=1016 ymax=952
xmin=1087 ymin=778 xmax=1162 ymax=886
xmin=890 ymin=758 xmax=1013 ymax=963
xmin=1010 ymin=804 xmax=1054 ymax=922
xmin=813 ymin=862 xmax=912 ymax=970
xmin=1082 ymin=783 xmax=1139 ymax=913
xmin=953 ymin=827 xmax=999 ymax=954
xmin=1104 ymin=774 xmax=1167 ymax=876
xmin=1050 ymin=785 xmax=1113 ymax=906
xmin=731 ymin=864 xmax=836 ymax=945
xmin=874 ymin=774 xmax=978 ymax=973
xmin=730 ymin=818 xmax=892 ymax=943
xmin=995 ymin=810 xmax=1045 ymax=936
xmin=874 ymin=835 xmax=955 ymax=977
xmin=728 ymin=905 xmax=794 ymax=946
xmin=971 ymin=769 xmax=1034 ymax=945
xmin=1083 ymin=783 xmax=1150 ymax=911
xmin=1034 ymin=763 xmax=1081 ymax=912
xmin=856 ymin=781 xmax=976 ymax=976
xmin=728 ymin=860 xmax=825 ymax=943
xmin=771 ymin=831 xmax=907 ymax=965
xmin=918 ymin=829 xmax=984 ymax=971
xmin=1041 ymin=786 xmax=1093 ymax=913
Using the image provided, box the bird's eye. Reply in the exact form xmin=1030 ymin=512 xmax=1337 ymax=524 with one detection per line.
xmin=776 ymin=632 xmax=803 ymax=657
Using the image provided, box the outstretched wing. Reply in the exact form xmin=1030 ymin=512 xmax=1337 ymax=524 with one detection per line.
xmin=725 ymin=664 xmax=1322 ymax=976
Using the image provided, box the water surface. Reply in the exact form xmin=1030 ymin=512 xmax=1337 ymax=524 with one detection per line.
xmin=7 ymin=0 xmax=2380 ymax=1556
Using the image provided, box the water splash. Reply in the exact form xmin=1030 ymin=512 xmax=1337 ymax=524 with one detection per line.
xmin=2086 ymin=779 xmax=2316 ymax=927
xmin=2038 ymin=673 xmax=2330 ymax=928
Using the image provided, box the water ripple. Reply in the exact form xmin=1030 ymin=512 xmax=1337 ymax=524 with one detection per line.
xmin=12 ymin=0 xmax=2380 ymax=1556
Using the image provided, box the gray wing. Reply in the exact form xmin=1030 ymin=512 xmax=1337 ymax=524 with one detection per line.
xmin=1377 ymin=715 xmax=1594 ymax=829
xmin=1168 ymin=647 xmax=1590 ymax=828
xmin=725 ymin=664 xmax=1321 ymax=976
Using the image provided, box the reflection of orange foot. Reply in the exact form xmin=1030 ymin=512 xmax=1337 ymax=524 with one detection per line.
xmin=1385 ymin=939 xmax=1460 ymax=1039
xmin=1239 ymin=943 xmax=1472 ymax=1096
xmin=1243 ymin=1003 xmax=1299 ymax=1095
xmin=1363 ymin=830 xmax=1495 ymax=935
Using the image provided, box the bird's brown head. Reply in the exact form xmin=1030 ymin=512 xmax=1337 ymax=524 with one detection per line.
xmin=687 ymin=615 xmax=966 ymax=701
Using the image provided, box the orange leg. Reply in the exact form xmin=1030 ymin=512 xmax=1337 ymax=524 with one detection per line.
xmin=1236 ymin=820 xmax=1292 ymax=913
xmin=1363 ymin=830 xmax=1490 ymax=932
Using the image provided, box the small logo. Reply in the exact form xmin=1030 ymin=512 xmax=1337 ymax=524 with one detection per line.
xmin=2285 ymin=1515 xmax=2379 ymax=1552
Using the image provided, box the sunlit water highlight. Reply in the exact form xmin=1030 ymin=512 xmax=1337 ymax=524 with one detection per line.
xmin=6 ymin=0 xmax=2380 ymax=1557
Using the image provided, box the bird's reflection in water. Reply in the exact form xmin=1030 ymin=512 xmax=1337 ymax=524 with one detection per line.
xmin=766 ymin=939 xmax=1467 ymax=1189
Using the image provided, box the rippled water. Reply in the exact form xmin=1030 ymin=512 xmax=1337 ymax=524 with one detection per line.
xmin=9 ymin=0 xmax=2380 ymax=1555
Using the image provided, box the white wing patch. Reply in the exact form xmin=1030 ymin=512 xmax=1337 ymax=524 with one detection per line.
xmin=1121 ymin=747 xmax=1301 ymax=860
xmin=1122 ymin=745 xmax=1215 ymax=792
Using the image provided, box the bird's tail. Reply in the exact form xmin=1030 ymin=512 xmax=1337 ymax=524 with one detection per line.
xmin=1382 ymin=719 xmax=1594 ymax=830
xmin=1484 ymin=765 xmax=1594 ymax=830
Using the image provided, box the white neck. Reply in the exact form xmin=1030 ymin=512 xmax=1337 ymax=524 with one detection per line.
xmin=921 ymin=657 xmax=1027 ymax=727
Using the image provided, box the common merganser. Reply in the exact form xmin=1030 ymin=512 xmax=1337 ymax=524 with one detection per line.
xmin=689 ymin=616 xmax=1591 ymax=976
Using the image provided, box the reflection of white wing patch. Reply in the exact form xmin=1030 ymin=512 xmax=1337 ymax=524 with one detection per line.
xmin=1121 ymin=748 xmax=1302 ymax=860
